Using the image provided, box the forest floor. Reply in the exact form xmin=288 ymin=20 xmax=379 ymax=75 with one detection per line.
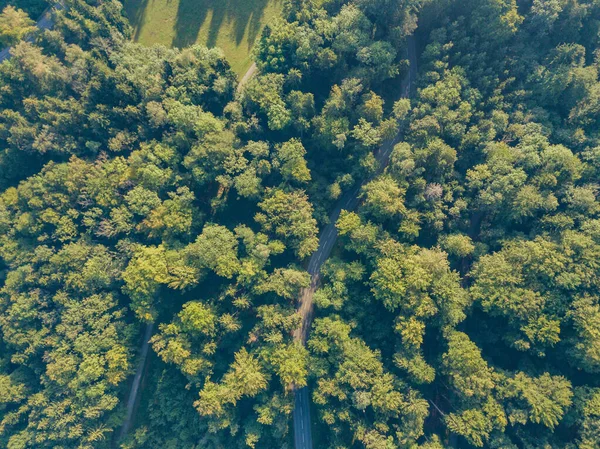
xmin=123 ymin=0 xmax=282 ymax=75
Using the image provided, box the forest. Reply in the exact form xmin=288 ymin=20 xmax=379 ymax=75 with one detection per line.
xmin=0 ymin=0 xmax=600 ymax=448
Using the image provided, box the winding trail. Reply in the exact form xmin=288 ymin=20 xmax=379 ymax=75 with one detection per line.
xmin=0 ymin=1 xmax=262 ymax=443
xmin=118 ymin=60 xmax=260 ymax=440
xmin=117 ymin=35 xmax=416 ymax=447
xmin=119 ymin=322 xmax=154 ymax=438
xmin=0 ymin=0 xmax=155 ymax=440
xmin=292 ymin=34 xmax=418 ymax=449
xmin=0 ymin=1 xmax=65 ymax=62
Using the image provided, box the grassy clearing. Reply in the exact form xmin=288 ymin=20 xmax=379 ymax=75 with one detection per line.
xmin=123 ymin=0 xmax=283 ymax=76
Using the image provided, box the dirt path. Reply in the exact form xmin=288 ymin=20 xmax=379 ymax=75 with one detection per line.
xmin=0 ymin=2 xmax=261 ymax=443
xmin=118 ymin=322 xmax=154 ymax=439
xmin=294 ymin=34 xmax=417 ymax=346
xmin=292 ymin=34 xmax=418 ymax=449
xmin=238 ymin=62 xmax=257 ymax=90
xmin=118 ymin=61 xmax=261 ymax=442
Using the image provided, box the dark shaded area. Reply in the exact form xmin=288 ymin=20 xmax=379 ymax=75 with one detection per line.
xmin=171 ymin=0 xmax=271 ymax=49
xmin=1 ymin=0 xmax=48 ymax=18
xmin=123 ymin=0 xmax=150 ymax=42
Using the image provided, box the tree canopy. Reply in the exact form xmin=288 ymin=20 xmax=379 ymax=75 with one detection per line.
xmin=0 ymin=0 xmax=600 ymax=448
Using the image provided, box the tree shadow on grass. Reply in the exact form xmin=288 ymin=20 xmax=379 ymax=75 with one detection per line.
xmin=123 ymin=0 xmax=151 ymax=42
xmin=171 ymin=0 xmax=271 ymax=50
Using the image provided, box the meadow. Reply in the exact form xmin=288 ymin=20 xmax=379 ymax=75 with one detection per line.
xmin=124 ymin=0 xmax=283 ymax=75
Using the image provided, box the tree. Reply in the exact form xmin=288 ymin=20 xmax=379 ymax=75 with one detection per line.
xmin=0 ymin=6 xmax=35 ymax=47
xmin=151 ymin=300 xmax=228 ymax=380
xmin=275 ymin=139 xmax=311 ymax=184
xmin=308 ymin=316 xmax=428 ymax=447
xmin=241 ymin=73 xmax=291 ymax=130
xmin=255 ymin=267 xmax=310 ymax=301
xmin=440 ymin=233 xmax=475 ymax=258
xmin=255 ymin=188 xmax=319 ymax=258
xmin=361 ymin=175 xmax=407 ymax=221
xmin=186 ymin=224 xmax=241 ymax=279
xmin=503 ymin=372 xmax=573 ymax=429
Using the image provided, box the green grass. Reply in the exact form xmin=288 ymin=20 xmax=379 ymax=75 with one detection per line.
xmin=123 ymin=0 xmax=283 ymax=76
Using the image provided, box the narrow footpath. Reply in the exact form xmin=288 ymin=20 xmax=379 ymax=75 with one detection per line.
xmin=118 ymin=322 xmax=154 ymax=438
xmin=292 ymin=34 xmax=418 ymax=449
xmin=118 ymin=60 xmax=260 ymax=440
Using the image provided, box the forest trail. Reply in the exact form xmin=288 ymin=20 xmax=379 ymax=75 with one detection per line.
xmin=118 ymin=60 xmax=260 ymax=441
xmin=292 ymin=34 xmax=418 ymax=449
xmin=238 ymin=62 xmax=257 ymax=90
xmin=3 ymin=21 xmax=258 ymax=440
xmin=118 ymin=322 xmax=154 ymax=439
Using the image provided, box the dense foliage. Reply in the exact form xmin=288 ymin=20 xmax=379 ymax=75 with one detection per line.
xmin=0 ymin=0 xmax=599 ymax=448
xmin=0 ymin=0 xmax=47 ymax=23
